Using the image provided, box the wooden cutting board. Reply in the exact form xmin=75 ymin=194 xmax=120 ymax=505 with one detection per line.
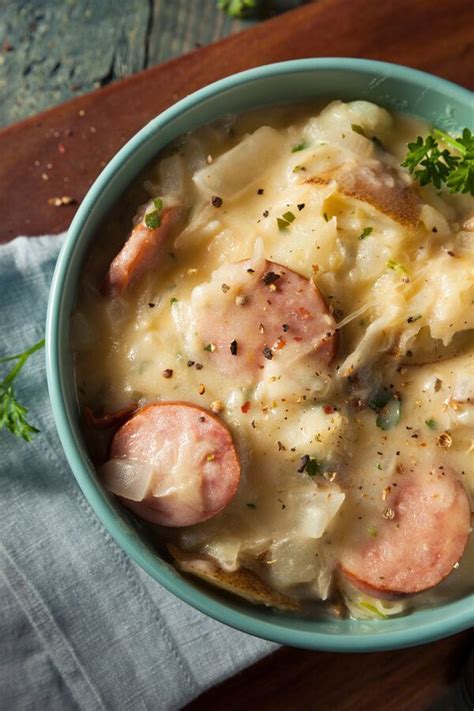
xmin=0 ymin=0 xmax=473 ymax=242
xmin=1 ymin=0 xmax=472 ymax=708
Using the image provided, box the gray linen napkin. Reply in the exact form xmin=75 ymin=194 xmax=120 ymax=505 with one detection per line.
xmin=0 ymin=235 xmax=276 ymax=711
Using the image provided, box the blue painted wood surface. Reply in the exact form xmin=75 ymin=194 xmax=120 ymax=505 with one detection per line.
xmin=0 ymin=0 xmax=302 ymax=127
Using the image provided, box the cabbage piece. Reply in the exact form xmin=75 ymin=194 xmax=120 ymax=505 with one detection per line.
xmin=193 ymin=126 xmax=282 ymax=199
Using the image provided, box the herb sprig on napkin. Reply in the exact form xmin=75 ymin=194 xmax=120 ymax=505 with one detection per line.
xmin=0 ymin=338 xmax=45 ymax=441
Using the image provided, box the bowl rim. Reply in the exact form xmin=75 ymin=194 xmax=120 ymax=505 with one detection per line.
xmin=46 ymin=57 xmax=474 ymax=652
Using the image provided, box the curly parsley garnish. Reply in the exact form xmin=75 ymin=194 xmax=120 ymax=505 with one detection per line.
xmin=402 ymin=128 xmax=474 ymax=195
xmin=0 ymin=338 xmax=45 ymax=442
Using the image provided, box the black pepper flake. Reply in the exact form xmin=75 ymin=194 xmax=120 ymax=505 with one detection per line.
xmin=148 ymin=302 xmax=155 ymax=308
xmin=230 ymin=340 xmax=238 ymax=356
xmin=162 ymin=369 xmax=173 ymax=379
xmin=262 ymin=210 xmax=269 ymax=218
xmin=282 ymin=323 xmax=289 ymax=332
xmin=297 ymin=455 xmax=309 ymax=473
xmin=195 ymin=362 xmax=203 ymax=370
xmin=187 ymin=360 xmax=195 ymax=367
xmin=262 ymin=271 xmax=281 ymax=286
xmin=247 ymin=268 xmax=255 ymax=273
xmin=263 ymin=346 xmax=273 ymax=360
xmin=257 ymin=188 xmax=264 ymax=195
xmin=199 ymin=416 xmax=206 ymax=422
xmin=211 ymin=196 xmax=223 ymax=207
xmin=297 ymin=203 xmax=305 ymax=211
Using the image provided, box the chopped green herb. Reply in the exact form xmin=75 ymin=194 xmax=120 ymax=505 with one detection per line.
xmin=0 ymin=338 xmax=45 ymax=442
xmin=305 ymin=457 xmax=322 ymax=477
xmin=282 ymin=211 xmax=295 ymax=223
xmin=367 ymin=526 xmax=378 ymax=538
xmin=376 ymin=396 xmax=401 ymax=431
xmin=368 ymin=390 xmax=392 ymax=412
xmin=291 ymin=140 xmax=308 ymax=153
xmin=203 ymin=343 xmax=214 ymax=352
xmin=246 ymin=502 xmax=257 ymax=509
xmin=376 ymin=462 xmax=383 ymax=470
xmin=358 ymin=227 xmax=373 ymax=240
xmin=292 ymin=164 xmax=304 ymax=173
xmin=277 ymin=217 xmax=290 ymax=231
xmin=297 ymin=454 xmax=322 ymax=476
xmin=351 ymin=124 xmax=366 ymax=137
xmin=145 ymin=210 xmax=161 ymax=229
xmin=153 ymin=197 xmax=163 ymax=210
xmin=402 ymin=128 xmax=474 ymax=195
xmin=359 ymin=601 xmax=388 ymax=619
xmin=386 ymin=259 xmax=408 ymax=275
xmin=170 ymin=297 xmax=178 ymax=305
xmin=425 ymin=418 xmax=436 ymax=430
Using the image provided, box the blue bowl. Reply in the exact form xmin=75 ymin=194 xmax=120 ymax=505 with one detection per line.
xmin=46 ymin=58 xmax=474 ymax=651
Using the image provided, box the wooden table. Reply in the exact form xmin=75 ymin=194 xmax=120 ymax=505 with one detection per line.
xmin=0 ymin=1 xmax=472 ymax=707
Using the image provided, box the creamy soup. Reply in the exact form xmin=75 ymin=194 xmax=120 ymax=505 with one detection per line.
xmin=72 ymin=101 xmax=473 ymax=619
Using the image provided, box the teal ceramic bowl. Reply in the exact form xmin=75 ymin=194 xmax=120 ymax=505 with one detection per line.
xmin=46 ymin=58 xmax=474 ymax=651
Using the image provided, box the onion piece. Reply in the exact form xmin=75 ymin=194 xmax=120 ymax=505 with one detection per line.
xmin=100 ymin=458 xmax=154 ymax=502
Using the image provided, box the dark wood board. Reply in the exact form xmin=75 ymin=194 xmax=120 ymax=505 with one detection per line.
xmin=0 ymin=0 xmax=473 ymax=241
xmin=1 ymin=1 xmax=473 ymax=708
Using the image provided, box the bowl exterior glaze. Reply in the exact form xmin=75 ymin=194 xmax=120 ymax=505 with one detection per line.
xmin=46 ymin=58 xmax=474 ymax=651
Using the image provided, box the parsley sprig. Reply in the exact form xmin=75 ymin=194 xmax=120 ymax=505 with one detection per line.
xmin=0 ymin=338 xmax=45 ymax=441
xmin=402 ymin=128 xmax=474 ymax=195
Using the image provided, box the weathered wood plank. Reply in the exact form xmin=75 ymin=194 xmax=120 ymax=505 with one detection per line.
xmin=0 ymin=0 xmax=304 ymax=127
xmin=0 ymin=0 xmax=150 ymax=125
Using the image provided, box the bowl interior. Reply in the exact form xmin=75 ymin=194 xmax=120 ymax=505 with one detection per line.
xmin=46 ymin=59 xmax=474 ymax=651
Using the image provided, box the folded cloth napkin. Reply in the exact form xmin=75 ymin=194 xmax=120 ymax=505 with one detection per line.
xmin=0 ymin=235 xmax=276 ymax=711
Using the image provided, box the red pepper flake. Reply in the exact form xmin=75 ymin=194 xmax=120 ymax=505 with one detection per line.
xmin=272 ymin=337 xmax=286 ymax=350
xmin=58 ymin=143 xmax=66 ymax=154
xmin=241 ymin=401 xmax=251 ymax=413
xmin=323 ymin=404 xmax=335 ymax=414
xmin=294 ymin=336 xmax=303 ymax=342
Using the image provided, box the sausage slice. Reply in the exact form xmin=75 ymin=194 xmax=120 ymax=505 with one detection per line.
xmin=105 ymin=402 xmax=241 ymax=527
xmin=339 ymin=467 xmax=471 ymax=595
xmin=189 ymin=259 xmax=336 ymax=382
xmin=104 ymin=206 xmax=182 ymax=296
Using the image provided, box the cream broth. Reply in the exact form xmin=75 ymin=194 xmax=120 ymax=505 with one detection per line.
xmin=73 ymin=101 xmax=473 ymax=619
